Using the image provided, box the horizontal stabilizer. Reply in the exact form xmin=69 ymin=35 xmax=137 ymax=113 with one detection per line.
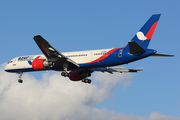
xmin=128 ymin=41 xmax=146 ymax=55
xmin=151 ymin=53 xmax=174 ymax=57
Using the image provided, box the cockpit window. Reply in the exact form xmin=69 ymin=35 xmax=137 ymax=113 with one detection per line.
xmin=8 ymin=61 xmax=13 ymax=64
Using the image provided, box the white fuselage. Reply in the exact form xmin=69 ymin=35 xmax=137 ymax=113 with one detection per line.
xmin=5 ymin=48 xmax=115 ymax=72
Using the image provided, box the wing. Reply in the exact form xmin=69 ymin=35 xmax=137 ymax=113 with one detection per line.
xmin=33 ymin=35 xmax=79 ymax=67
xmin=151 ymin=53 xmax=174 ymax=57
xmin=92 ymin=67 xmax=142 ymax=73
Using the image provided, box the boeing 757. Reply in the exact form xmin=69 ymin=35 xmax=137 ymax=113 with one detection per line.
xmin=4 ymin=14 xmax=173 ymax=83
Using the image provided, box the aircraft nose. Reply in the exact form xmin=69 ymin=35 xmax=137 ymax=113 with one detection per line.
xmin=4 ymin=64 xmax=10 ymax=72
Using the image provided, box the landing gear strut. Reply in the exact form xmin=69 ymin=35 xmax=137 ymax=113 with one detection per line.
xmin=18 ymin=72 xmax=23 ymax=83
xmin=81 ymin=70 xmax=92 ymax=84
xmin=61 ymin=62 xmax=71 ymax=77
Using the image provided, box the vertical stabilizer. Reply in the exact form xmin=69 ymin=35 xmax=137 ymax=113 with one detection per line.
xmin=131 ymin=14 xmax=161 ymax=49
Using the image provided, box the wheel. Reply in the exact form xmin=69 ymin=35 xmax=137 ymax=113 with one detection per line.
xmin=82 ymin=79 xmax=91 ymax=84
xmin=82 ymin=79 xmax=85 ymax=83
xmin=18 ymin=79 xmax=23 ymax=83
xmin=61 ymin=72 xmax=65 ymax=76
xmin=62 ymin=72 xmax=70 ymax=77
xmin=88 ymin=79 xmax=91 ymax=84
xmin=85 ymin=79 xmax=89 ymax=83
xmin=64 ymin=72 xmax=69 ymax=77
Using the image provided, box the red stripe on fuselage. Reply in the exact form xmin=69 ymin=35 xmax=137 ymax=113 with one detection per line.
xmin=86 ymin=48 xmax=119 ymax=64
xmin=35 ymin=56 xmax=41 ymax=59
xmin=146 ymin=21 xmax=158 ymax=40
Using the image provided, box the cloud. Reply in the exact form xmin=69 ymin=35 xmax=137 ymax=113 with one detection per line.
xmin=0 ymin=63 xmax=179 ymax=120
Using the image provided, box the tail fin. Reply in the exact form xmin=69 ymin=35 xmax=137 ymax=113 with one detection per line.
xmin=131 ymin=14 xmax=161 ymax=49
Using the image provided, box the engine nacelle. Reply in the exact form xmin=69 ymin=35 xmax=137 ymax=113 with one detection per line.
xmin=32 ymin=59 xmax=50 ymax=70
xmin=69 ymin=70 xmax=91 ymax=81
xmin=69 ymin=71 xmax=82 ymax=81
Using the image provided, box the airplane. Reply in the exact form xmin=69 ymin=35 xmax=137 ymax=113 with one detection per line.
xmin=4 ymin=14 xmax=174 ymax=84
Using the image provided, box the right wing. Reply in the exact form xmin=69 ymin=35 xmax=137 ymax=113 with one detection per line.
xmin=92 ymin=67 xmax=142 ymax=74
xmin=151 ymin=53 xmax=174 ymax=57
xmin=33 ymin=35 xmax=80 ymax=67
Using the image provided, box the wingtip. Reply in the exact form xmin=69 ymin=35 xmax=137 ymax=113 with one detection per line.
xmin=151 ymin=53 xmax=175 ymax=57
xmin=128 ymin=69 xmax=143 ymax=72
xmin=33 ymin=35 xmax=42 ymax=40
xmin=152 ymin=14 xmax=161 ymax=17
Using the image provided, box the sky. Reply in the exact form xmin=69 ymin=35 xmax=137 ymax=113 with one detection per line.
xmin=0 ymin=0 xmax=180 ymax=120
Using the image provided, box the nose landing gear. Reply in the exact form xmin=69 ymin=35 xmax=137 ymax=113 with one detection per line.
xmin=18 ymin=79 xmax=23 ymax=83
xmin=18 ymin=72 xmax=23 ymax=83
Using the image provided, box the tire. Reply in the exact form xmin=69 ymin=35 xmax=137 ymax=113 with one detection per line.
xmin=88 ymin=80 xmax=91 ymax=84
xmin=18 ymin=79 xmax=23 ymax=83
xmin=82 ymin=79 xmax=85 ymax=82
xmin=64 ymin=73 xmax=69 ymax=77
xmin=61 ymin=72 xmax=65 ymax=76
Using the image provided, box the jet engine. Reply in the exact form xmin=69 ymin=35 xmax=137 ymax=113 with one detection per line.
xmin=32 ymin=59 xmax=51 ymax=70
xmin=68 ymin=70 xmax=91 ymax=82
xmin=68 ymin=71 xmax=82 ymax=81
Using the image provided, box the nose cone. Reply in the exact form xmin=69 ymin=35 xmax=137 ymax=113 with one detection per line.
xmin=4 ymin=64 xmax=11 ymax=72
xmin=4 ymin=64 xmax=8 ymax=72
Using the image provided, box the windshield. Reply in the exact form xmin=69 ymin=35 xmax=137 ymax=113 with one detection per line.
xmin=8 ymin=61 xmax=12 ymax=64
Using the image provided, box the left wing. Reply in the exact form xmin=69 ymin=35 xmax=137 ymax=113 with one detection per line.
xmin=33 ymin=35 xmax=80 ymax=67
xmin=92 ymin=67 xmax=142 ymax=74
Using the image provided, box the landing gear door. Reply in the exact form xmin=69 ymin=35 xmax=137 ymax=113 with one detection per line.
xmin=118 ymin=49 xmax=123 ymax=58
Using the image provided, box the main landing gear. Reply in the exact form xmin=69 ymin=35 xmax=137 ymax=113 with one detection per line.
xmin=82 ymin=79 xmax=91 ymax=84
xmin=18 ymin=72 xmax=23 ymax=83
xmin=61 ymin=72 xmax=70 ymax=77
xmin=61 ymin=62 xmax=92 ymax=84
xmin=80 ymin=70 xmax=92 ymax=84
xmin=61 ymin=71 xmax=92 ymax=84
